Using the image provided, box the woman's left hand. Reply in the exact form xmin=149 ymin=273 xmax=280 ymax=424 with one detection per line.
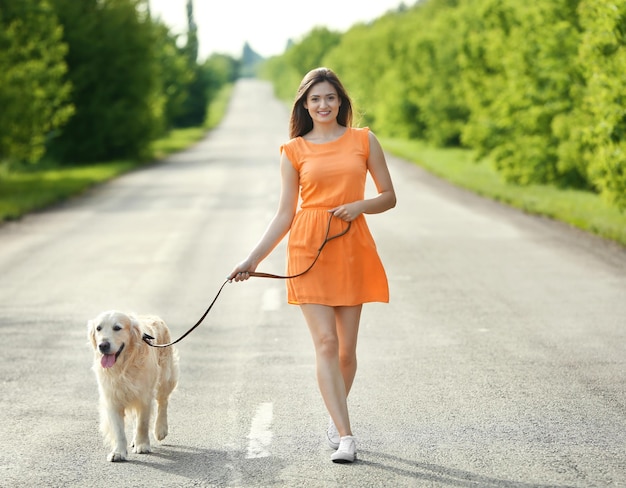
xmin=329 ymin=202 xmax=361 ymax=222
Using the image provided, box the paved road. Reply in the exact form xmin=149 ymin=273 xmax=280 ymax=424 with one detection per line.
xmin=1 ymin=79 xmax=625 ymax=488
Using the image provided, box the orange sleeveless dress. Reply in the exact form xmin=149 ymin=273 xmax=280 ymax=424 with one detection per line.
xmin=280 ymin=127 xmax=389 ymax=306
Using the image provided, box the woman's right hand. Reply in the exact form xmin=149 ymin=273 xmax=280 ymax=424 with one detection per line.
xmin=228 ymin=259 xmax=257 ymax=282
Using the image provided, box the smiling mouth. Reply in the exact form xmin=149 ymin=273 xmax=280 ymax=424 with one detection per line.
xmin=101 ymin=343 xmax=125 ymax=369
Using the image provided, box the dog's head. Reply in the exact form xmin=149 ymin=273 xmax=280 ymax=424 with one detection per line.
xmin=87 ymin=311 xmax=142 ymax=369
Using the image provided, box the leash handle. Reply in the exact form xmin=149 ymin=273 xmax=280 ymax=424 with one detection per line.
xmin=143 ymin=215 xmax=350 ymax=347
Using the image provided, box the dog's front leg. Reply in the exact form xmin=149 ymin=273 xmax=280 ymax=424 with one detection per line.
xmin=132 ymin=402 xmax=152 ymax=454
xmin=103 ymin=405 xmax=127 ymax=462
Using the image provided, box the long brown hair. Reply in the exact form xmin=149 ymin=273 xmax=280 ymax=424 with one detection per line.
xmin=289 ymin=67 xmax=353 ymax=139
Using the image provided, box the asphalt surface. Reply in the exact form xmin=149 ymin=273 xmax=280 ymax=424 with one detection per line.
xmin=1 ymin=79 xmax=625 ymax=488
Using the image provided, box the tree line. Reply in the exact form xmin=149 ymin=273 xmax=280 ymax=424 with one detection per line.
xmin=261 ymin=0 xmax=625 ymax=210
xmin=0 ymin=0 xmax=238 ymax=166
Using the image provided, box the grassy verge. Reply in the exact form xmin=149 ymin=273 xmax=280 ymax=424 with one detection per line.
xmin=0 ymin=161 xmax=136 ymax=220
xmin=0 ymin=84 xmax=233 ymax=223
xmin=204 ymin=84 xmax=233 ymax=130
xmin=150 ymin=84 xmax=233 ymax=159
xmin=381 ymin=137 xmax=626 ymax=247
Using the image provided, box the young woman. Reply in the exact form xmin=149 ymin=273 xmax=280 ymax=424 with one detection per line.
xmin=229 ymin=67 xmax=396 ymax=463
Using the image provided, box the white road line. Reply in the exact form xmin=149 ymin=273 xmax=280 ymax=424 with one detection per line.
xmin=246 ymin=402 xmax=273 ymax=459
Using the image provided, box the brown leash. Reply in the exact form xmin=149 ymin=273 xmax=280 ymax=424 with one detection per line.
xmin=142 ymin=215 xmax=351 ymax=347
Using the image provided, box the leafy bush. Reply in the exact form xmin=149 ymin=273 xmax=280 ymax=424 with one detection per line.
xmin=0 ymin=0 xmax=73 ymax=164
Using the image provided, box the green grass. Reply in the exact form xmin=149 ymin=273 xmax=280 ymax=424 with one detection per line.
xmin=0 ymin=161 xmax=135 ymax=220
xmin=150 ymin=127 xmax=207 ymax=160
xmin=204 ymin=84 xmax=233 ymax=130
xmin=0 ymin=129 xmax=203 ymax=222
xmin=0 ymin=85 xmax=233 ymax=223
xmin=381 ymin=137 xmax=626 ymax=247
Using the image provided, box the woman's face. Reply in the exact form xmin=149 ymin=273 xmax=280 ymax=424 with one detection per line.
xmin=304 ymin=81 xmax=341 ymax=125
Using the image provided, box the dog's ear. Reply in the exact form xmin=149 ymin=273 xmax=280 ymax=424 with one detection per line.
xmin=87 ymin=319 xmax=97 ymax=349
xmin=120 ymin=313 xmax=146 ymax=365
xmin=129 ymin=314 xmax=142 ymax=341
xmin=128 ymin=314 xmax=147 ymax=355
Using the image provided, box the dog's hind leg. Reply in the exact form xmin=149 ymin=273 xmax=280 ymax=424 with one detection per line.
xmin=154 ymin=357 xmax=179 ymax=441
xmin=132 ymin=401 xmax=153 ymax=454
xmin=154 ymin=395 xmax=170 ymax=441
xmin=102 ymin=404 xmax=128 ymax=462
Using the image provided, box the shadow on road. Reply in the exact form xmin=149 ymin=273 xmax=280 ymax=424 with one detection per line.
xmin=357 ymin=450 xmax=575 ymax=488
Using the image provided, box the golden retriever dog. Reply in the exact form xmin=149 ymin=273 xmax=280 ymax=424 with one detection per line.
xmin=87 ymin=310 xmax=179 ymax=462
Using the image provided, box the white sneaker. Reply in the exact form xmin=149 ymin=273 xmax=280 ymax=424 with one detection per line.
xmin=331 ymin=435 xmax=356 ymax=463
xmin=327 ymin=418 xmax=340 ymax=450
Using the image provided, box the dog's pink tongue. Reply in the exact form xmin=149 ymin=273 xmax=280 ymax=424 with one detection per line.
xmin=101 ymin=354 xmax=116 ymax=368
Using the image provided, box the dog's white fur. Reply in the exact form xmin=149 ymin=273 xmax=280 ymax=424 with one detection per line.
xmin=87 ymin=310 xmax=179 ymax=462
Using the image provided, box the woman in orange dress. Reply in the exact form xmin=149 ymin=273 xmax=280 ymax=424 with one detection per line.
xmin=229 ymin=67 xmax=396 ymax=463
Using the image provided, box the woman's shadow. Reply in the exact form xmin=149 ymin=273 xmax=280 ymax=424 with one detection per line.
xmin=356 ymin=450 xmax=577 ymax=488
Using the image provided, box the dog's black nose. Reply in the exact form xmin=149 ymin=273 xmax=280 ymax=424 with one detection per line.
xmin=98 ymin=341 xmax=110 ymax=353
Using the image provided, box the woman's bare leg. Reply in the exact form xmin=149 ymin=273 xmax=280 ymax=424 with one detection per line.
xmin=300 ymin=303 xmax=362 ymax=438
xmin=335 ymin=305 xmax=362 ymax=395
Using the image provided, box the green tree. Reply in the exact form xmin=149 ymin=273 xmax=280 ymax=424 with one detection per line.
xmin=172 ymin=0 xmax=209 ymax=128
xmin=0 ymin=0 xmax=73 ymax=164
xmin=151 ymin=20 xmax=194 ymax=132
xmin=577 ymin=0 xmax=626 ymax=208
xmin=398 ymin=0 xmax=468 ymax=144
xmin=459 ymin=0 xmax=583 ymax=186
xmin=173 ymin=65 xmax=208 ymax=127
xmin=48 ymin=0 xmax=162 ymax=163
xmin=203 ymin=53 xmax=239 ymax=103
xmin=285 ymin=27 xmax=342 ymax=76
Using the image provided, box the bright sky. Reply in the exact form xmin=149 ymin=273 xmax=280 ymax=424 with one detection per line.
xmin=148 ymin=0 xmax=411 ymax=60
